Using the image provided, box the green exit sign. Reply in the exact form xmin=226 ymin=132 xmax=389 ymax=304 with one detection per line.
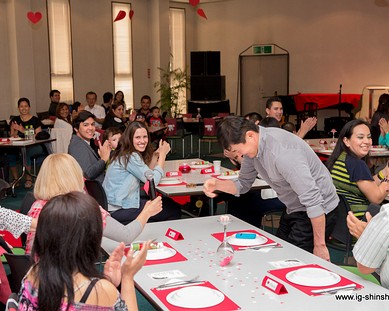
xmin=253 ymin=45 xmax=273 ymax=54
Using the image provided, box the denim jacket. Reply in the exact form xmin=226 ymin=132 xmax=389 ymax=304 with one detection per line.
xmin=103 ymin=153 xmax=163 ymax=209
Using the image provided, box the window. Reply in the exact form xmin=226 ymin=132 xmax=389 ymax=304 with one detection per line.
xmin=47 ymin=0 xmax=74 ymax=103
xmin=112 ymin=2 xmax=134 ymax=110
xmin=169 ymin=8 xmax=187 ymax=113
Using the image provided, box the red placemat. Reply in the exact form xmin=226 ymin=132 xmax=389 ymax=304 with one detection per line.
xmin=268 ymin=264 xmax=363 ymax=296
xmin=151 ymin=281 xmax=240 ymax=311
xmin=211 ymin=229 xmax=278 ymax=251
xmin=125 ymin=242 xmax=187 ymax=266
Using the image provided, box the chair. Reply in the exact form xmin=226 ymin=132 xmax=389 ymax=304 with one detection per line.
xmin=85 ymin=179 xmax=108 ymax=211
xmin=165 ymin=117 xmax=192 ymax=158
xmin=327 ymin=194 xmax=353 ymax=264
xmin=36 ymin=111 xmax=50 ymax=121
xmin=3 ymin=253 xmax=32 ymax=293
xmin=50 ymin=127 xmax=72 ymax=153
xmin=19 ymin=191 xmax=35 ymax=248
xmin=198 ymin=118 xmax=219 ymax=157
xmin=0 ymin=120 xmax=10 ymax=137
xmin=340 ymin=265 xmax=380 ymax=286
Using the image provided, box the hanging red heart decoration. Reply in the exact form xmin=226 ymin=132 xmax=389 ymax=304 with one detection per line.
xmin=129 ymin=10 xmax=134 ymax=20
xmin=197 ymin=8 xmax=207 ymax=19
xmin=114 ymin=10 xmax=126 ymax=22
xmin=189 ymin=0 xmax=200 ymax=7
xmin=27 ymin=11 xmax=42 ymax=24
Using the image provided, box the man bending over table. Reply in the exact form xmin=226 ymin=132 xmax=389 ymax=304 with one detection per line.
xmin=203 ymin=116 xmax=339 ymax=261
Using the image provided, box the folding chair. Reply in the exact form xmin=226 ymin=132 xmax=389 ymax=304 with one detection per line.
xmin=165 ymin=117 xmax=192 ymax=158
xmin=85 ymin=179 xmax=108 ymax=211
xmin=327 ymin=194 xmax=354 ymax=264
xmin=3 ymin=253 xmax=32 ymax=293
xmin=198 ymin=118 xmax=219 ymax=157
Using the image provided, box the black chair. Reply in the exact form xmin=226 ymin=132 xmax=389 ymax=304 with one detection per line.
xmin=166 ymin=117 xmax=192 ymax=158
xmin=0 ymin=120 xmax=9 ymax=137
xmin=36 ymin=111 xmax=50 ymax=120
xmin=3 ymin=253 xmax=32 ymax=293
xmin=327 ymin=194 xmax=353 ymax=264
xmin=19 ymin=192 xmax=35 ymax=248
xmin=84 ymin=180 xmax=108 ymax=211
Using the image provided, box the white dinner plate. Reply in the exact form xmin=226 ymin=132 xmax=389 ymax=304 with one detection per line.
xmin=158 ymin=178 xmax=181 ymax=185
xmin=9 ymin=137 xmax=22 ymax=141
xmin=146 ymin=247 xmax=176 ymax=260
xmin=217 ymin=173 xmax=239 ymax=180
xmin=166 ymin=286 xmax=224 ymax=308
xmin=318 ymin=149 xmax=332 ymax=155
xmin=227 ymin=233 xmax=267 ymax=246
xmin=370 ymin=147 xmax=387 ymax=152
xmin=190 ymin=163 xmax=212 ymax=169
xmin=285 ymin=267 xmax=341 ymax=287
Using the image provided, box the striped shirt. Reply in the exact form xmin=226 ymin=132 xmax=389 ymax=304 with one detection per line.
xmin=353 ymin=204 xmax=389 ymax=289
xmin=330 ymin=152 xmax=372 ymax=217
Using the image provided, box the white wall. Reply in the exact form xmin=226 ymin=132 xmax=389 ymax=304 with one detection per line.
xmin=194 ymin=0 xmax=389 ymax=119
xmin=2 ymin=0 xmax=388 ymax=123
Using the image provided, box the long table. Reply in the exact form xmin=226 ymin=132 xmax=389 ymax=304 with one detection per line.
xmin=0 ymin=138 xmax=55 ymax=196
xmin=133 ymin=215 xmax=388 ymax=310
xmin=156 ymin=159 xmax=270 ymax=215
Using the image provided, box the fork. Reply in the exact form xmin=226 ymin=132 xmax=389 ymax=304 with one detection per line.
xmin=156 ymin=276 xmax=201 ymax=289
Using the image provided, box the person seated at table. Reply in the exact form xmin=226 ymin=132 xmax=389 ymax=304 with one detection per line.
xmin=377 ymin=117 xmax=389 ymax=147
xmin=48 ymin=89 xmax=61 ymax=116
xmin=102 ymin=127 xmax=122 ymax=151
xmin=114 ymin=90 xmax=125 ymax=106
xmin=102 ymin=101 xmax=126 ymax=132
xmin=326 ymin=119 xmax=389 ymax=219
xmin=68 ymin=111 xmax=111 ymax=184
xmin=137 ymin=95 xmax=152 ymax=117
xmin=244 ymin=112 xmax=262 ymax=125
xmin=266 ymin=96 xmax=316 ymax=138
xmin=25 ymin=153 xmax=162 ymax=254
xmin=282 ymin=121 xmax=297 ymax=134
xmin=102 ymin=91 xmax=114 ymax=114
xmin=260 ymin=116 xmax=280 ymax=128
xmin=70 ymin=101 xmax=85 ymax=121
xmin=54 ymin=102 xmax=72 ymax=128
xmin=370 ymin=93 xmax=389 ymax=145
xmin=19 ymin=191 xmax=152 ymax=310
xmin=8 ymin=97 xmax=43 ymax=189
xmin=146 ymin=106 xmax=167 ymax=144
xmin=103 ymin=121 xmax=181 ymax=225
xmin=0 ymin=207 xmax=37 ymax=239
xmin=347 ymin=205 xmax=389 ymax=289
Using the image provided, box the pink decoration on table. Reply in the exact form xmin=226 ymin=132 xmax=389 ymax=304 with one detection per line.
xmin=129 ymin=10 xmax=134 ymax=19
xmin=197 ymin=8 xmax=207 ymax=19
xmin=27 ymin=12 xmax=42 ymax=24
xmin=189 ymin=0 xmax=200 ymax=6
xmin=114 ymin=10 xmax=126 ymax=22
xmin=220 ymin=255 xmax=233 ymax=267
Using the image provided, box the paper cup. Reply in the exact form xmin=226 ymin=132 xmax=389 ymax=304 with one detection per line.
xmin=213 ymin=160 xmax=221 ymax=174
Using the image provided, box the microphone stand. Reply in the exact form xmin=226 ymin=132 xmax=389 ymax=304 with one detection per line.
xmin=338 ymin=84 xmax=342 ymax=118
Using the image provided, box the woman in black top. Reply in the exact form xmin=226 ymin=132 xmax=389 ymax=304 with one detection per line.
xmin=8 ymin=97 xmax=43 ymax=188
xmin=102 ymin=102 xmax=126 ymax=132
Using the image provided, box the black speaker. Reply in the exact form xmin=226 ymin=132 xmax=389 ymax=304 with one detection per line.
xmin=190 ymin=76 xmax=226 ymax=101
xmin=190 ymin=51 xmax=220 ymax=76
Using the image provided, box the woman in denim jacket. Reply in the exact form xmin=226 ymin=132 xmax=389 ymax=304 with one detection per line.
xmin=103 ymin=121 xmax=181 ymax=224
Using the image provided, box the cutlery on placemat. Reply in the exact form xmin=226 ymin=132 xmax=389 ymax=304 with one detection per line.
xmin=156 ymin=276 xmax=202 ymax=289
xmin=240 ymin=242 xmax=281 ymax=250
xmin=311 ymin=283 xmax=357 ymax=294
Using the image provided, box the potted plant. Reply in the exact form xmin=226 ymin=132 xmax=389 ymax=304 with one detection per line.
xmin=154 ymin=63 xmax=190 ymax=117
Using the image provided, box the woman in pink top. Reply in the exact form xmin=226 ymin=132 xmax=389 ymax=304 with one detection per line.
xmin=25 ymin=153 xmax=162 ymax=254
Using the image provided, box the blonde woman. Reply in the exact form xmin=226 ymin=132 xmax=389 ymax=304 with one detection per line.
xmin=25 ymin=153 xmax=162 ymax=253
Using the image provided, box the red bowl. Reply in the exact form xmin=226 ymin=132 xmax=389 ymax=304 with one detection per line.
xmin=179 ymin=165 xmax=191 ymax=173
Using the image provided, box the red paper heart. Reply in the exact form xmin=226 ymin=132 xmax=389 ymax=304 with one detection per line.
xmin=27 ymin=11 xmax=42 ymax=24
xmin=129 ymin=10 xmax=134 ymax=20
xmin=114 ymin=10 xmax=126 ymax=22
xmin=197 ymin=8 xmax=207 ymax=19
xmin=189 ymin=0 xmax=200 ymax=7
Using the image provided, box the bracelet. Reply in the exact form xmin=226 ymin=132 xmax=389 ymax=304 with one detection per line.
xmin=378 ymin=170 xmax=385 ymax=181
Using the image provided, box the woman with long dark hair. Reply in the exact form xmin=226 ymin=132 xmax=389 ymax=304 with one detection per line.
xmin=18 ymin=191 xmax=151 ymax=310
xmin=103 ymin=121 xmax=181 ymax=224
xmin=102 ymin=102 xmax=126 ymax=131
xmin=327 ymin=119 xmax=389 ymax=218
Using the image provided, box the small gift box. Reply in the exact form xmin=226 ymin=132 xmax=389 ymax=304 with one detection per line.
xmin=201 ymin=167 xmax=214 ymax=174
xmin=166 ymin=171 xmax=182 ymax=177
